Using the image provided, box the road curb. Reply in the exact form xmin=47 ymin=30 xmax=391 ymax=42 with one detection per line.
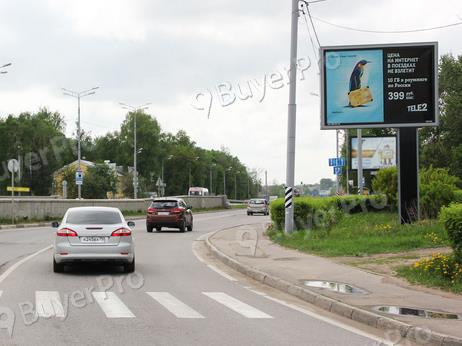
xmin=0 ymin=222 xmax=49 ymax=230
xmin=204 ymin=228 xmax=462 ymax=346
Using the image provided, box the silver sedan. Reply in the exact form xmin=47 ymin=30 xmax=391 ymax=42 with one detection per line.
xmin=52 ymin=207 xmax=135 ymax=273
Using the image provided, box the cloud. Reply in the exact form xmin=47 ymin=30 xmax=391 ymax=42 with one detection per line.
xmin=0 ymin=0 xmax=461 ymax=185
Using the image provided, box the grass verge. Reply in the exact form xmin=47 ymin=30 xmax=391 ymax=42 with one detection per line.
xmin=267 ymin=211 xmax=448 ymax=257
xmin=396 ymin=254 xmax=462 ymax=294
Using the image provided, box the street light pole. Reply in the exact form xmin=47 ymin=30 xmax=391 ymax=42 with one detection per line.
xmin=210 ymin=163 xmax=216 ymax=194
xmin=63 ymin=87 xmax=99 ymax=199
xmin=223 ymin=170 xmax=226 ymax=196
xmin=284 ymin=0 xmax=299 ymax=234
xmin=119 ymin=102 xmax=151 ymax=199
xmin=134 ymin=112 xmax=137 ymax=198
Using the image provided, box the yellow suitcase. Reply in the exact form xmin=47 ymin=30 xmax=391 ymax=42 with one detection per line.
xmin=348 ymin=87 xmax=373 ymax=107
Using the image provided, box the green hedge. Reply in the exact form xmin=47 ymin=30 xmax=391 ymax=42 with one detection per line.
xmin=440 ymin=203 xmax=462 ymax=263
xmin=453 ymin=190 xmax=462 ymax=204
xmin=270 ymin=195 xmax=387 ymax=230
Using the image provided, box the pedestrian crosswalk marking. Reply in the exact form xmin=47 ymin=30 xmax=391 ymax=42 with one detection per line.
xmin=92 ymin=292 xmax=135 ymax=318
xmin=202 ymin=292 xmax=272 ymax=319
xmin=147 ymin=292 xmax=204 ymax=319
xmin=36 ymin=291 xmax=65 ymax=318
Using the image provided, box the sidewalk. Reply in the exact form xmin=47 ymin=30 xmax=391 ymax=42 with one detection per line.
xmin=206 ymin=224 xmax=462 ymax=346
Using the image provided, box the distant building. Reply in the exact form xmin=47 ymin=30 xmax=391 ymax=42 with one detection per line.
xmin=53 ymin=160 xmax=126 ymax=198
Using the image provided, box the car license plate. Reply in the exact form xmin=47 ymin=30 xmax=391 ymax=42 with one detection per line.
xmin=158 ymin=212 xmax=170 ymax=216
xmin=80 ymin=236 xmax=105 ymax=243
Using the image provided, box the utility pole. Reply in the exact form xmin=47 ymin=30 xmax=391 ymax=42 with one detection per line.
xmin=119 ymin=102 xmax=151 ymax=199
xmin=284 ymin=0 xmax=299 ymax=233
xmin=63 ymin=87 xmax=99 ymax=199
xmin=265 ymin=170 xmax=268 ymax=201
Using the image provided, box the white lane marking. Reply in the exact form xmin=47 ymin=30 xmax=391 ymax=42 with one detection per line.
xmin=203 ymin=292 xmax=272 ymax=319
xmin=92 ymin=292 xmax=135 ymax=318
xmin=191 ymin=245 xmax=205 ymax=263
xmin=191 ymin=241 xmax=237 ymax=281
xmin=243 ymin=288 xmax=391 ymax=345
xmin=147 ymin=292 xmax=204 ymax=319
xmin=36 ymin=291 xmax=65 ymax=318
xmin=206 ymin=265 xmax=237 ymax=281
xmin=0 ymin=245 xmax=52 ymax=285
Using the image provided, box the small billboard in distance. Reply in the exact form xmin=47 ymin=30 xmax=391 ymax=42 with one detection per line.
xmin=351 ymin=136 xmax=396 ymax=170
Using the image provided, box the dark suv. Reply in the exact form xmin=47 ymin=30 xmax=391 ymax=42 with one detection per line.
xmin=146 ymin=198 xmax=193 ymax=232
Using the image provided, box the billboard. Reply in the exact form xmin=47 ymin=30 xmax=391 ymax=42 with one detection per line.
xmin=321 ymin=42 xmax=438 ymax=129
xmin=351 ymin=136 xmax=396 ymax=170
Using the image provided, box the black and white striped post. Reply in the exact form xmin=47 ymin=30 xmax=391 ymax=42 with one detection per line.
xmin=285 ymin=187 xmax=293 ymax=209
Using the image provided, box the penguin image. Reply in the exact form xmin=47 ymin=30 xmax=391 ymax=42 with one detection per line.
xmin=349 ymin=60 xmax=369 ymax=92
xmin=347 ymin=59 xmax=373 ymax=107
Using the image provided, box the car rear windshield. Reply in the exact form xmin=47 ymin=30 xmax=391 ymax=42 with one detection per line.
xmin=250 ymin=200 xmax=265 ymax=204
xmin=151 ymin=200 xmax=178 ymax=208
xmin=66 ymin=210 xmax=122 ymax=225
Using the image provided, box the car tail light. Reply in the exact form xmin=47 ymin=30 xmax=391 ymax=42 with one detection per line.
xmin=57 ymin=228 xmax=78 ymax=237
xmin=170 ymin=207 xmax=184 ymax=214
xmin=147 ymin=207 xmax=156 ymax=214
xmin=111 ymin=228 xmax=132 ymax=236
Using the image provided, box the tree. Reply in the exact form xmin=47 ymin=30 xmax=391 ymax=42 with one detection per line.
xmin=0 ymin=108 xmax=73 ymax=196
xmin=420 ymin=54 xmax=462 ymax=179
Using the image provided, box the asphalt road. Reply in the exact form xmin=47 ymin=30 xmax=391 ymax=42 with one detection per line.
xmin=0 ymin=209 xmax=388 ymax=346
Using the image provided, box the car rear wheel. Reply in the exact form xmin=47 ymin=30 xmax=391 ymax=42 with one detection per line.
xmin=179 ymin=220 xmax=186 ymax=232
xmin=147 ymin=224 xmax=154 ymax=233
xmin=53 ymin=258 xmax=65 ymax=273
xmin=187 ymin=222 xmax=193 ymax=232
xmin=156 ymin=227 xmax=162 ymax=232
xmin=124 ymin=258 xmax=135 ymax=273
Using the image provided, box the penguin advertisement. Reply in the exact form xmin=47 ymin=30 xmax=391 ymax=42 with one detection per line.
xmin=324 ymin=49 xmax=384 ymax=126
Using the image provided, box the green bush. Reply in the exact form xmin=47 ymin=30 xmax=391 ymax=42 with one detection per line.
xmin=372 ymin=167 xmax=398 ymax=210
xmin=420 ymin=167 xmax=459 ymax=219
xmin=269 ymin=195 xmax=387 ymax=231
xmin=453 ymin=190 xmax=462 ymax=203
xmin=440 ymin=203 xmax=462 ymax=263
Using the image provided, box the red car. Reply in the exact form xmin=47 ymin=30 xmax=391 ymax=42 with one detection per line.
xmin=146 ymin=198 xmax=193 ymax=233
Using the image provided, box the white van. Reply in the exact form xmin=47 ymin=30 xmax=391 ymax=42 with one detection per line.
xmin=188 ymin=187 xmax=209 ymax=196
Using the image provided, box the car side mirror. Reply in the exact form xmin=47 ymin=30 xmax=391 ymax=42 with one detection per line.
xmin=188 ymin=205 xmax=193 ymax=210
xmin=51 ymin=221 xmax=60 ymax=228
xmin=127 ymin=221 xmax=135 ymax=227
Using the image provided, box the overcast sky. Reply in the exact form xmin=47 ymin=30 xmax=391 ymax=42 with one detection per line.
xmin=0 ymin=0 xmax=461 ymax=185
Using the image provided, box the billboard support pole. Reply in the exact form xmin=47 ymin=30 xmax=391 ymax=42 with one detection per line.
xmin=284 ymin=0 xmax=299 ymax=234
xmin=357 ymin=129 xmax=363 ymax=194
xmin=345 ymin=130 xmax=349 ymax=194
xmin=398 ymin=127 xmax=419 ymax=224
xmin=335 ymin=129 xmax=339 ymax=195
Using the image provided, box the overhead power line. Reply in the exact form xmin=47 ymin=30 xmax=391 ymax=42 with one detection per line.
xmin=312 ymin=15 xmax=462 ymax=34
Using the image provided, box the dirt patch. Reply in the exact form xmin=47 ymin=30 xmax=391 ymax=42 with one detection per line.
xmin=332 ymin=247 xmax=461 ymax=298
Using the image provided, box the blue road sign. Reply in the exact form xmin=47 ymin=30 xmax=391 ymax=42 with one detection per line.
xmin=333 ymin=166 xmax=342 ymax=175
xmin=75 ymin=170 xmax=83 ymax=185
xmin=329 ymin=158 xmax=346 ymax=167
